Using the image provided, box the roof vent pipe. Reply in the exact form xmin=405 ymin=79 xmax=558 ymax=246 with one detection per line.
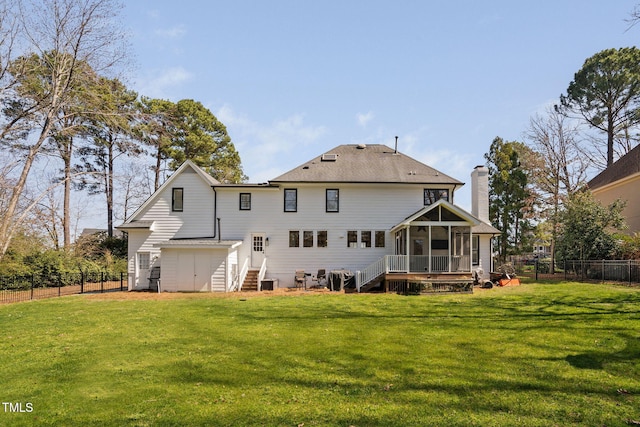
xmin=394 ymin=136 xmax=398 ymax=154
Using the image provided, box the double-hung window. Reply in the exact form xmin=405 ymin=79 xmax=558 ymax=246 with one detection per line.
xmin=326 ymin=189 xmax=339 ymax=212
xmin=303 ymin=231 xmax=314 ymax=247
xmin=347 ymin=231 xmax=358 ymax=248
xmin=239 ymin=193 xmax=251 ymax=210
xmin=317 ymin=231 xmax=328 ymax=247
xmin=172 ymin=188 xmax=184 ymax=212
xmin=284 ymin=189 xmax=297 ymax=212
xmin=360 ymin=231 xmax=372 ymax=248
xmin=289 ymin=231 xmax=300 ymax=247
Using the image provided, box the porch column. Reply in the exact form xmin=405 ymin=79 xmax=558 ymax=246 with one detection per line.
xmin=448 ymin=225 xmax=452 ymax=273
xmin=428 ymin=225 xmax=432 ymax=273
xmin=469 ymin=229 xmax=473 ymax=272
xmin=405 ymin=226 xmax=411 ymax=273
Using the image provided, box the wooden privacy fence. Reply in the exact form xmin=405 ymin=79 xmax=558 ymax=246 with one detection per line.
xmin=514 ymin=260 xmax=640 ymax=285
xmin=0 ymin=271 xmax=126 ymax=304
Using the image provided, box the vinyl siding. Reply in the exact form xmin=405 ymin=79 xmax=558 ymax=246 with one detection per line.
xmin=211 ymin=252 xmax=227 ymax=292
xmin=126 ymin=230 xmax=157 ymax=288
xmin=134 ymin=169 xmax=215 ymax=242
xmin=125 ymin=163 xmax=493 ymax=292
xmin=126 ymin=169 xmax=216 ymax=288
xmin=215 ymin=183 xmax=457 ymax=287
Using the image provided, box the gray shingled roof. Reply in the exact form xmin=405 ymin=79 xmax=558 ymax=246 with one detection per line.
xmin=588 ymin=143 xmax=640 ymax=190
xmin=271 ymin=144 xmax=464 ymax=185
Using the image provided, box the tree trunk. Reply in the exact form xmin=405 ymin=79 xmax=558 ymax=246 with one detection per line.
xmin=607 ymin=110 xmax=615 ymax=167
xmin=63 ymin=149 xmax=72 ymax=251
xmin=0 ymin=117 xmax=54 ymax=261
xmin=107 ymin=136 xmax=114 ymax=237
xmin=155 ymin=147 xmax=162 ymax=191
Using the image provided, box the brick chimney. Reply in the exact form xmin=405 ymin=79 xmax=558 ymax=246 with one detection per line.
xmin=471 ymin=165 xmax=489 ymax=223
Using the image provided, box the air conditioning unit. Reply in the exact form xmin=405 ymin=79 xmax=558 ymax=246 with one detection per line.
xmin=321 ymin=153 xmax=338 ymax=161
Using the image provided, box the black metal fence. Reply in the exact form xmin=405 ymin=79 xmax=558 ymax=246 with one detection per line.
xmin=0 ymin=271 xmax=126 ymax=304
xmin=513 ymin=259 xmax=640 ymax=285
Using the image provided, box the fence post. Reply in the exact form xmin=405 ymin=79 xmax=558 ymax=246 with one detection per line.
xmin=80 ymin=271 xmax=84 ymax=294
xmin=120 ymin=272 xmax=124 ymax=291
xmin=602 ymin=259 xmax=605 ymax=284
xmin=564 ymin=260 xmax=567 ymax=281
xmin=58 ymin=273 xmax=61 ymax=297
xmin=535 ymin=259 xmax=538 ymax=281
xmin=30 ymin=274 xmax=34 ymax=300
xmin=101 ymin=271 xmax=104 ymax=293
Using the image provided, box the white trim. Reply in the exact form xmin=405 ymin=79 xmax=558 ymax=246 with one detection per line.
xmin=391 ymin=199 xmax=479 ymax=232
xmin=591 ymin=171 xmax=640 ymax=194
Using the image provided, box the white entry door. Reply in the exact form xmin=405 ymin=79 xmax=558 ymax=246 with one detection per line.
xmin=251 ymin=233 xmax=266 ymax=268
xmin=137 ymin=252 xmax=150 ymax=287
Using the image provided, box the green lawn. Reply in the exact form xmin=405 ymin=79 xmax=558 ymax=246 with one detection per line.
xmin=1 ymin=283 xmax=639 ymax=426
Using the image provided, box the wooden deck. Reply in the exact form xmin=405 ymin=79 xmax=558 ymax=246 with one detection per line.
xmin=363 ymin=272 xmax=474 ymax=294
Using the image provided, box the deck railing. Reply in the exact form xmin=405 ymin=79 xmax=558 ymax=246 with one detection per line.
xmin=257 ymin=257 xmax=268 ymax=291
xmin=356 ymin=254 xmax=472 ymax=291
xmin=234 ymin=257 xmax=250 ymax=292
xmin=356 ymin=257 xmax=387 ymax=291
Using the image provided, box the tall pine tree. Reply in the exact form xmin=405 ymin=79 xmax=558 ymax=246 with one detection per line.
xmin=485 ymin=137 xmax=531 ymax=262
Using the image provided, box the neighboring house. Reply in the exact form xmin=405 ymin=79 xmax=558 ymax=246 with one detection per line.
xmin=588 ymin=144 xmax=640 ymax=235
xmin=79 ymin=228 xmax=126 ymax=239
xmin=117 ymin=144 xmax=500 ymax=292
xmin=532 ymin=239 xmax=551 ymax=258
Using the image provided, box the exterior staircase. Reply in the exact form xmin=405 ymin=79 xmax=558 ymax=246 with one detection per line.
xmin=241 ymin=269 xmax=259 ymax=291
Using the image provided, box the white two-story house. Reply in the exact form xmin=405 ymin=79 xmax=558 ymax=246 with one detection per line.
xmin=117 ymin=144 xmax=499 ymax=292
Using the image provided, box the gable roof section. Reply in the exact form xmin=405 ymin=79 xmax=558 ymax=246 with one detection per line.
xmin=391 ymin=200 xmax=479 ymax=230
xmin=390 ymin=199 xmax=500 ymax=234
xmin=271 ymin=144 xmax=463 ymax=185
xmin=119 ymin=160 xmax=219 ymax=226
xmin=588 ymin=143 xmax=640 ymax=190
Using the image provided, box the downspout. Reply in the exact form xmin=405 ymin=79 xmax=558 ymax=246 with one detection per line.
xmin=212 ymin=186 xmax=218 ymax=239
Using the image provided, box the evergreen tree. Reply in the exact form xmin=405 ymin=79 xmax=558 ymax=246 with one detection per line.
xmin=484 ymin=137 xmax=531 ymax=262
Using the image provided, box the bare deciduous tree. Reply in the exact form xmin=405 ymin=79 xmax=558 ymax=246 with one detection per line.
xmin=526 ymin=106 xmax=589 ymax=270
xmin=0 ymin=0 xmax=128 ymax=261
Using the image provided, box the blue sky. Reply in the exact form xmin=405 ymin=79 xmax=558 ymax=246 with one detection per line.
xmin=119 ymin=0 xmax=638 ymax=211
